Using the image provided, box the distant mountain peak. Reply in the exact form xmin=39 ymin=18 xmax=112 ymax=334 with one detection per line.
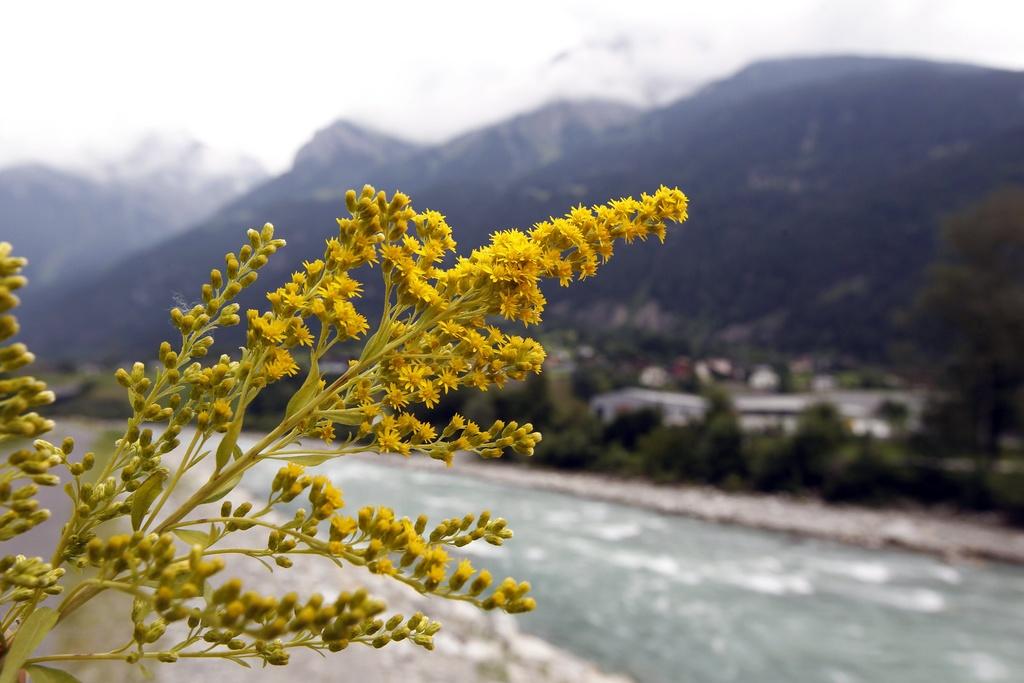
xmin=442 ymin=97 xmax=641 ymax=153
xmin=80 ymin=131 xmax=268 ymax=191
xmin=505 ymin=98 xmax=640 ymax=127
xmin=292 ymin=119 xmax=420 ymax=171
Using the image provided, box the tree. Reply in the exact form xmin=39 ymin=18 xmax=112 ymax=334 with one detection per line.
xmin=876 ymin=399 xmax=910 ymax=438
xmin=604 ymin=407 xmax=661 ymax=449
xmin=695 ymin=388 xmax=745 ymax=484
xmin=788 ymin=403 xmax=849 ymax=490
xmin=918 ymin=189 xmax=1024 ymax=474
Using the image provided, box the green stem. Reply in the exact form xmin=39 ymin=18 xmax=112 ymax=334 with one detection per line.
xmin=24 ymin=648 xmax=260 ymax=664
xmin=142 ymin=428 xmax=205 ymax=533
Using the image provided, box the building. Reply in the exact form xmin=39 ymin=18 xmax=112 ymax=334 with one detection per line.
xmin=748 ymin=365 xmax=781 ymax=391
xmin=590 ymin=388 xmax=706 ymax=426
xmin=639 ymin=365 xmax=670 ymax=388
xmin=590 ymin=388 xmax=923 ymax=438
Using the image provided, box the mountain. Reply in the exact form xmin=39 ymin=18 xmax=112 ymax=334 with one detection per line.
xmin=17 ymin=56 xmax=1024 ymax=362
xmin=386 ymin=99 xmax=639 ymax=191
xmin=249 ymin=121 xmax=422 ymax=206
xmin=485 ymin=57 xmax=1024 ymax=356
xmin=227 ymin=99 xmax=637 ymax=211
xmin=87 ymin=133 xmax=267 ymax=221
xmin=0 ymin=135 xmax=266 ymax=286
xmin=15 ymin=99 xmax=641 ymax=360
xmin=691 ymin=55 xmax=988 ymax=107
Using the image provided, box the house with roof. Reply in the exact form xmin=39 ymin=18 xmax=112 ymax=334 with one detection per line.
xmin=590 ymin=388 xmax=923 ymax=438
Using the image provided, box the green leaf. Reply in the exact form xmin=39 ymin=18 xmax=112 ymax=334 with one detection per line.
xmin=321 ymin=409 xmax=365 ymax=426
xmin=0 ymin=607 xmax=59 ymax=683
xmin=25 ymin=664 xmax=83 ymax=683
xmin=285 ymin=355 xmax=321 ymax=419
xmin=130 ymin=472 xmax=166 ymax=530
xmin=200 ymin=471 xmax=243 ymax=504
xmin=225 ymin=657 xmax=252 ymax=668
xmin=276 ymin=454 xmax=333 ymax=466
xmin=173 ymin=529 xmax=212 ymax=548
xmin=215 ymin=420 xmax=243 ymax=471
xmin=359 ymin=329 xmax=387 ymax=365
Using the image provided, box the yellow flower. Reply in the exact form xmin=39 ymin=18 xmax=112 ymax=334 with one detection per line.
xmin=414 ymin=421 xmax=437 ymax=443
xmin=466 ymin=369 xmax=489 ymax=390
xmin=322 ymin=273 xmax=362 ymax=299
xmin=288 ymin=320 xmax=314 ymax=347
xmin=249 ymin=313 xmax=290 ymax=344
xmin=332 ymin=300 xmax=369 ymax=338
xmin=212 ymin=399 xmax=232 ymax=421
xmin=303 ymin=259 xmax=325 ymax=276
xmin=321 ymin=482 xmax=344 ymax=510
xmin=318 ymin=420 xmax=336 ymax=444
xmin=330 ymin=515 xmax=357 ymax=538
xmin=372 ymin=557 xmax=397 ymax=575
xmin=375 ymin=427 xmax=402 ymax=454
xmin=398 ymin=363 xmax=429 ymax=391
xmin=384 ymin=384 xmax=408 ymax=409
xmin=451 ymin=559 xmax=474 ymax=585
xmin=264 ymin=347 xmax=299 ymax=381
xmin=436 ymin=369 xmax=459 ymax=393
xmin=417 ymin=381 xmax=440 ymax=408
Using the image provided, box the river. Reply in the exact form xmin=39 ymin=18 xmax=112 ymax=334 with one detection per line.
xmin=239 ymin=455 xmax=1024 ymax=683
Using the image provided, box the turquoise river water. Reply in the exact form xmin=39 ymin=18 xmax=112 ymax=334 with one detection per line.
xmin=247 ymin=457 xmax=1024 ymax=683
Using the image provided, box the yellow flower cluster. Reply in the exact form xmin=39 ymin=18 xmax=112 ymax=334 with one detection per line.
xmin=248 ymin=184 xmax=688 ymax=460
xmin=0 ymin=243 xmax=77 ymax=610
xmin=0 ymin=182 xmax=688 ymax=678
xmin=81 ymin=530 xmax=431 ymax=665
xmin=438 ymin=185 xmax=689 ymax=323
xmin=262 ymin=464 xmax=534 ymax=613
xmin=0 ymin=243 xmax=54 ymax=441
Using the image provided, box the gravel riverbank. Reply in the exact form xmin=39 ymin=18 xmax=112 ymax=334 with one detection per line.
xmin=397 ymin=455 xmax=1024 ymax=565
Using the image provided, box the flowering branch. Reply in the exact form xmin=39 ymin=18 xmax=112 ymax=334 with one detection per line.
xmin=0 ymin=183 xmax=688 ymax=680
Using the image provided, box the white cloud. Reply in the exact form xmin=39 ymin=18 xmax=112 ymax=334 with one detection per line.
xmin=1 ymin=0 xmax=1022 ymax=172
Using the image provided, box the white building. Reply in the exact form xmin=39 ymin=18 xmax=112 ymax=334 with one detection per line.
xmin=590 ymin=388 xmax=923 ymax=438
xmin=590 ymin=388 xmax=707 ymax=426
xmin=748 ymin=365 xmax=781 ymax=391
xmin=639 ymin=365 xmax=670 ymax=388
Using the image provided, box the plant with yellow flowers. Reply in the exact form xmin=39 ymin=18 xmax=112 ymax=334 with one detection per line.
xmin=0 ymin=183 xmax=688 ymax=681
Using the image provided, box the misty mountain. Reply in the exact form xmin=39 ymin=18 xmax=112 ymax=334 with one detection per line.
xmin=248 ymin=121 xmax=422 ymax=207
xmin=386 ymin=99 xmax=639 ymax=191
xmin=0 ymin=135 xmax=266 ymax=286
xmin=227 ymin=99 xmax=638 ymax=213
xmin=15 ymin=98 xmax=644 ymax=358
xmin=488 ymin=56 xmax=1024 ymax=355
xmin=17 ymin=56 xmax=1024 ymax=362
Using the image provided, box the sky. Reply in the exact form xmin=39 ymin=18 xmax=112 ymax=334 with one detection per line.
xmin=2 ymin=0 xmax=1024 ymax=172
